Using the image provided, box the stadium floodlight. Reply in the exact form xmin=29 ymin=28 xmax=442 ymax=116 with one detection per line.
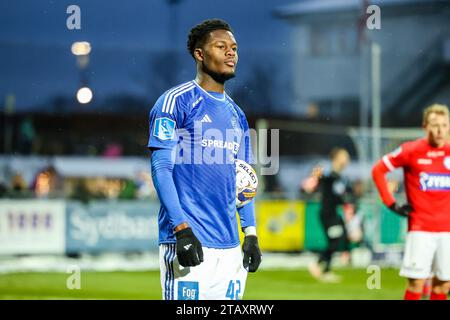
xmin=76 ymin=87 xmax=93 ymax=104
xmin=71 ymin=41 xmax=91 ymax=56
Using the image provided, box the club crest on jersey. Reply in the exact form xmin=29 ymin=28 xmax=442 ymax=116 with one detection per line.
xmin=444 ymin=157 xmax=450 ymax=170
xmin=419 ymin=172 xmax=450 ymax=191
xmin=153 ymin=117 xmax=176 ymax=140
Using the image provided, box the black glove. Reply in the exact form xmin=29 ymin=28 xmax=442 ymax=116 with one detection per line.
xmin=242 ymin=235 xmax=262 ymax=273
xmin=389 ymin=202 xmax=413 ymax=217
xmin=175 ymin=228 xmax=204 ymax=267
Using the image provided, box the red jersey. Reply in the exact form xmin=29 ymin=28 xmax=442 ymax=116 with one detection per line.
xmin=380 ymin=138 xmax=450 ymax=232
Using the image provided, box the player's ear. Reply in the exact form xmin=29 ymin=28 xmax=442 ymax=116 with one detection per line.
xmin=194 ymin=48 xmax=204 ymax=62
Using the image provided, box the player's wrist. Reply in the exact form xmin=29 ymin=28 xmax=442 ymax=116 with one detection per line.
xmin=387 ymin=200 xmax=397 ymax=208
xmin=243 ymin=226 xmax=257 ymax=237
xmin=174 ymin=222 xmax=189 ymax=233
xmin=388 ymin=202 xmax=397 ymax=210
xmin=388 ymin=202 xmax=412 ymax=217
xmin=175 ymin=227 xmax=196 ymax=241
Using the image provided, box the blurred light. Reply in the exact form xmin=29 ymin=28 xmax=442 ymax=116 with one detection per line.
xmin=77 ymin=87 xmax=93 ymax=104
xmin=71 ymin=41 xmax=91 ymax=56
xmin=76 ymin=55 xmax=90 ymax=69
xmin=306 ymin=103 xmax=319 ymax=118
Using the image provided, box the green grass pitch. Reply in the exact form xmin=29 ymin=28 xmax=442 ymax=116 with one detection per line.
xmin=0 ymin=268 xmax=405 ymax=300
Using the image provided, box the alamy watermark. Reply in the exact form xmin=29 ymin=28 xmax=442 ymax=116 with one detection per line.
xmin=66 ymin=265 xmax=81 ymax=290
xmin=366 ymin=265 xmax=381 ymax=290
xmin=366 ymin=5 xmax=381 ymax=30
xmin=160 ymin=122 xmax=279 ymax=175
xmin=66 ymin=5 xmax=81 ymax=30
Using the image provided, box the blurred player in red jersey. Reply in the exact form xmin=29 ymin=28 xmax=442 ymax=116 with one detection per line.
xmin=372 ymin=104 xmax=450 ymax=300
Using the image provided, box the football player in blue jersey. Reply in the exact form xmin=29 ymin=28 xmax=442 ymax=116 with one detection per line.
xmin=148 ymin=19 xmax=261 ymax=300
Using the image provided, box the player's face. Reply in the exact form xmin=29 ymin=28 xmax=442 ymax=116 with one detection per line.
xmin=333 ymin=151 xmax=350 ymax=172
xmin=199 ymin=29 xmax=238 ymax=83
xmin=425 ymin=113 xmax=450 ymax=147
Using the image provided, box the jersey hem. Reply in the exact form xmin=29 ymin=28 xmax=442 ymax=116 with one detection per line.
xmin=408 ymin=228 xmax=450 ymax=233
xmin=159 ymin=240 xmax=241 ymax=249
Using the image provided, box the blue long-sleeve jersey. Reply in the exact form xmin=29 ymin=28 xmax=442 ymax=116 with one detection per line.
xmin=148 ymin=80 xmax=256 ymax=249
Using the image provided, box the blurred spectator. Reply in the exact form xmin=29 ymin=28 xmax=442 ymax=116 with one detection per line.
xmin=71 ymin=180 xmax=91 ymax=203
xmin=135 ymin=170 xmax=156 ymax=199
xmin=343 ymin=203 xmax=363 ymax=244
xmin=11 ymin=173 xmax=27 ymax=192
xmin=8 ymin=173 xmax=32 ymax=198
xmin=119 ymin=179 xmax=137 ymax=199
xmin=32 ymin=166 xmax=63 ymax=198
xmin=18 ymin=116 xmax=35 ymax=155
xmin=0 ymin=176 xmax=7 ymax=197
xmin=343 ymin=179 xmax=364 ymax=244
xmin=102 ymin=143 xmax=123 ymax=158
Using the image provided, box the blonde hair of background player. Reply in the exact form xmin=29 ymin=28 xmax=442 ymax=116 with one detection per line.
xmin=422 ymin=103 xmax=449 ymax=126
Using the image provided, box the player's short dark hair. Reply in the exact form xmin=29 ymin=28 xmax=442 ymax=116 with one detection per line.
xmin=187 ymin=19 xmax=233 ymax=59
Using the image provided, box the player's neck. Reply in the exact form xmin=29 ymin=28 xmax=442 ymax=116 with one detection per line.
xmin=426 ymin=137 xmax=446 ymax=149
xmin=195 ymin=73 xmax=225 ymax=94
xmin=331 ymin=167 xmax=341 ymax=175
